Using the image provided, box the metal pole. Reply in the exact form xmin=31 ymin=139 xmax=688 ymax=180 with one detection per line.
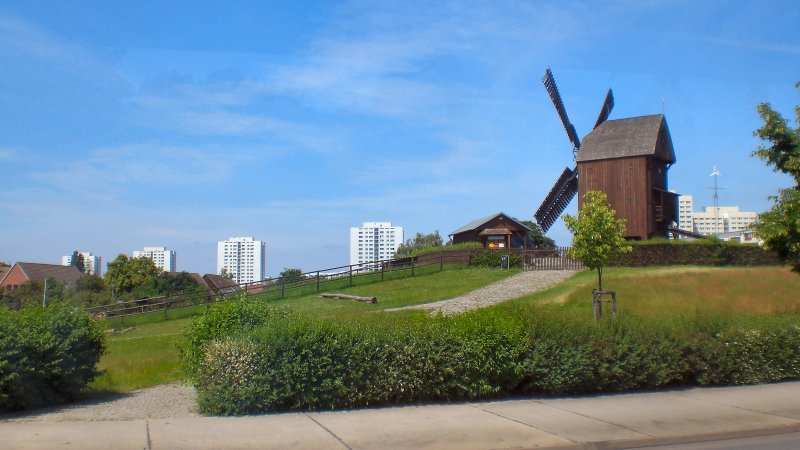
xmin=349 ymin=265 xmax=353 ymax=287
xmin=316 ymin=271 xmax=320 ymax=292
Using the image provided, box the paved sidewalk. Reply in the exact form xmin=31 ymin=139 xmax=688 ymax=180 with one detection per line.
xmin=3 ymin=382 xmax=800 ymax=449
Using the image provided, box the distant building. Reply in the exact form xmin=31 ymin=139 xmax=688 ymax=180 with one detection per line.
xmin=61 ymin=252 xmax=103 ymax=277
xmin=349 ymin=222 xmax=404 ymax=267
xmin=1 ymin=262 xmax=83 ymax=290
xmin=678 ymin=195 xmax=757 ymax=236
xmin=132 ymin=246 xmax=177 ymax=273
xmin=217 ymin=237 xmax=266 ymax=285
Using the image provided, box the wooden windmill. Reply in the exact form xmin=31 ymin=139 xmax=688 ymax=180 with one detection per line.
xmin=534 ymin=68 xmax=678 ymax=240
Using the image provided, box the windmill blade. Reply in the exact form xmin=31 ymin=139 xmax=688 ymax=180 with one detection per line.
xmin=592 ymin=88 xmax=614 ymax=129
xmin=542 ymin=68 xmax=581 ymax=158
xmin=534 ymin=167 xmax=579 ymax=232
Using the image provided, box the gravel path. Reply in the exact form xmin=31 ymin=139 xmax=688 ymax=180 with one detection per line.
xmin=386 ymin=269 xmax=578 ymax=315
xmin=1 ymin=384 xmax=198 ymax=422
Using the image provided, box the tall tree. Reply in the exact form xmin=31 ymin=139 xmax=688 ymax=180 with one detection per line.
xmin=280 ymin=268 xmax=304 ymax=284
xmin=395 ymin=231 xmax=443 ymax=257
xmin=752 ymin=83 xmax=800 ymax=272
xmin=70 ymin=250 xmax=86 ymax=273
xmin=563 ymin=191 xmax=631 ymax=291
xmin=104 ymin=254 xmax=160 ymax=293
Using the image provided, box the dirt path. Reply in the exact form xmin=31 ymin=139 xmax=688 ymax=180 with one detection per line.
xmin=386 ymin=269 xmax=578 ymax=315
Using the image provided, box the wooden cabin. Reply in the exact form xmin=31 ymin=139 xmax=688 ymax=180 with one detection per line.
xmin=577 ymin=114 xmax=678 ymax=240
xmin=450 ymin=213 xmax=532 ymax=249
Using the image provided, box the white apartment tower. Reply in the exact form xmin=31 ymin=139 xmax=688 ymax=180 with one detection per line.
xmin=132 ymin=246 xmax=177 ymax=272
xmin=61 ymin=252 xmax=103 ymax=277
xmin=349 ymin=222 xmax=404 ymax=267
xmin=217 ymin=237 xmax=266 ymax=285
xmin=678 ymin=195 xmax=758 ymax=236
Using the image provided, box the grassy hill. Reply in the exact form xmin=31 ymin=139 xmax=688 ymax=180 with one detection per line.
xmin=89 ymin=265 xmax=800 ymax=395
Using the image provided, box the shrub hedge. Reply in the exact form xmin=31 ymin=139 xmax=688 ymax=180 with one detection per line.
xmin=185 ymin=300 xmax=800 ymax=415
xmin=0 ymin=304 xmax=106 ymax=411
xmin=610 ymin=240 xmax=780 ymax=267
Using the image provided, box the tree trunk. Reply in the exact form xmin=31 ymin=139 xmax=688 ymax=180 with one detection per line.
xmin=597 ymin=267 xmax=603 ymax=291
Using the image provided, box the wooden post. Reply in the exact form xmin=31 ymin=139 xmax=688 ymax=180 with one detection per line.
xmin=440 ymin=251 xmax=444 ymax=271
xmin=281 ymin=278 xmax=285 ymax=298
xmin=349 ymin=265 xmax=353 ymax=287
xmin=381 ymin=262 xmax=385 ymax=281
xmin=411 ymin=258 xmax=415 ymax=277
xmin=316 ymin=271 xmax=320 ymax=292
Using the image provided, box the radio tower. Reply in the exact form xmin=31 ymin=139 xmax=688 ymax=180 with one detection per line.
xmin=710 ymin=166 xmax=721 ymax=234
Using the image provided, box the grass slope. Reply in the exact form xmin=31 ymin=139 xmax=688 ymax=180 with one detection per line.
xmin=89 ymin=267 xmax=519 ymax=393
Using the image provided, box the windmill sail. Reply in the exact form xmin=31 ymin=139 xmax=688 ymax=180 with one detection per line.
xmin=593 ymin=88 xmax=614 ymax=129
xmin=534 ymin=167 xmax=578 ymax=232
xmin=542 ymin=68 xmax=581 ymax=159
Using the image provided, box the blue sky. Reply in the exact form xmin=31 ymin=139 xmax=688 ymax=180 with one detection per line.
xmin=1 ymin=1 xmax=798 ymax=277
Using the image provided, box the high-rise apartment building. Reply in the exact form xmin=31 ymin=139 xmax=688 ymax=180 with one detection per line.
xmin=61 ymin=252 xmax=103 ymax=277
xmin=132 ymin=246 xmax=177 ymax=272
xmin=217 ymin=237 xmax=266 ymax=285
xmin=678 ymin=195 xmax=757 ymax=236
xmin=349 ymin=222 xmax=404 ymax=267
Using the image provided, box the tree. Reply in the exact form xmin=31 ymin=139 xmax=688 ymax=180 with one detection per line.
xmin=519 ymin=220 xmax=556 ymax=249
xmin=752 ymin=83 xmax=800 ymax=272
xmin=395 ymin=231 xmax=443 ymax=257
xmin=104 ymin=254 xmax=160 ymax=294
xmin=219 ymin=267 xmax=234 ymax=280
xmin=280 ymin=268 xmax=304 ymax=284
xmin=70 ymin=250 xmax=86 ymax=273
xmin=563 ymin=191 xmax=631 ymax=291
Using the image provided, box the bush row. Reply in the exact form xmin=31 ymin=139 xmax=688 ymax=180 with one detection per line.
xmin=610 ymin=241 xmax=780 ymax=267
xmin=0 ymin=304 xmax=106 ymax=411
xmin=184 ymin=300 xmax=800 ymax=415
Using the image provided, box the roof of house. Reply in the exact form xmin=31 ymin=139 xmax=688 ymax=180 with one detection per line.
xmin=15 ymin=262 xmax=83 ymax=284
xmin=450 ymin=213 xmax=533 ymax=236
xmin=165 ymin=271 xmax=208 ymax=288
xmin=202 ymin=273 xmax=242 ymax=292
xmin=0 ymin=266 xmax=10 ymax=284
xmin=577 ymin=114 xmax=676 ymax=163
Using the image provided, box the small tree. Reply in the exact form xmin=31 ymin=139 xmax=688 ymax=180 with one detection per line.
xmin=70 ymin=250 xmax=86 ymax=273
xmin=563 ymin=191 xmax=631 ymax=291
xmin=395 ymin=231 xmax=443 ymax=257
xmin=219 ymin=267 xmax=234 ymax=280
xmin=280 ymin=268 xmax=304 ymax=284
xmin=519 ymin=220 xmax=556 ymax=248
xmin=752 ymin=83 xmax=800 ymax=273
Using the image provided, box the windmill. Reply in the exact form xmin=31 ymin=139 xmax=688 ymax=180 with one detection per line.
xmin=534 ymin=68 xmax=614 ymax=232
xmin=534 ymin=68 xmax=679 ymax=240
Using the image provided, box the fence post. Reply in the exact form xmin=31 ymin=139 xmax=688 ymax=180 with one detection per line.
xmin=440 ymin=251 xmax=444 ymax=271
xmin=349 ymin=265 xmax=353 ymax=287
xmin=316 ymin=271 xmax=320 ymax=292
xmin=164 ymin=301 xmax=168 ymax=320
xmin=381 ymin=262 xmax=385 ymax=281
xmin=412 ymin=258 xmax=415 ymax=277
xmin=281 ymin=278 xmax=285 ymax=298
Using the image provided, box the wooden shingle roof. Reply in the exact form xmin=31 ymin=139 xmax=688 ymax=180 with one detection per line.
xmin=577 ymin=114 xmax=676 ymax=163
xmin=16 ymin=262 xmax=83 ymax=284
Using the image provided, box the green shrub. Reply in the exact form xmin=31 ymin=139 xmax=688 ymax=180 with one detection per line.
xmin=181 ymin=297 xmax=291 ymax=378
xmin=0 ymin=304 xmax=106 ymax=411
xmin=469 ymin=250 xmax=522 ymax=268
xmin=186 ymin=301 xmax=800 ymax=415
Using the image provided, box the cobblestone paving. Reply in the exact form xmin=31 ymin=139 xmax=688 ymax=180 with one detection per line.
xmin=386 ymin=269 xmax=578 ymax=315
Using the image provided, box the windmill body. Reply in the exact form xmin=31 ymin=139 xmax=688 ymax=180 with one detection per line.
xmin=535 ymin=69 xmax=678 ymax=240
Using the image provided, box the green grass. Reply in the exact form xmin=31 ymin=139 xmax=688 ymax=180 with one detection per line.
xmin=256 ymin=266 xmax=521 ymax=317
xmin=87 ymin=267 xmax=519 ymax=393
xmin=503 ymin=266 xmax=800 ymax=317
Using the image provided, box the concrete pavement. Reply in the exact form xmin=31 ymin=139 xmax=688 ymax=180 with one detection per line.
xmin=3 ymin=381 xmax=800 ymax=449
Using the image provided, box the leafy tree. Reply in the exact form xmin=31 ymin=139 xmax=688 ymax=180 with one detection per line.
xmin=563 ymin=191 xmax=631 ymax=291
xmin=70 ymin=251 xmax=85 ymax=273
xmin=280 ymin=268 xmax=304 ymax=284
xmin=395 ymin=231 xmax=443 ymax=257
xmin=219 ymin=267 xmax=234 ymax=280
xmin=104 ymin=254 xmax=160 ymax=294
xmin=752 ymin=83 xmax=800 ymax=272
xmin=75 ymin=274 xmax=105 ymax=293
xmin=519 ymin=220 xmax=556 ymax=249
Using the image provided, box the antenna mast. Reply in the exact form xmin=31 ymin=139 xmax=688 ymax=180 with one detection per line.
xmin=710 ymin=166 xmax=721 ymax=234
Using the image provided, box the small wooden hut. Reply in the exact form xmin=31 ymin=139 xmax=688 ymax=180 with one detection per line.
xmin=449 ymin=213 xmax=532 ymax=249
